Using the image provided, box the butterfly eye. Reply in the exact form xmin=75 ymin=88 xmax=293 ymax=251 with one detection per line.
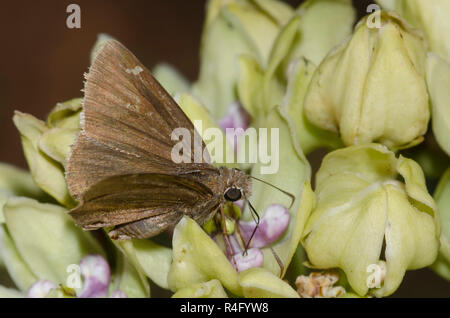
xmin=224 ymin=188 xmax=242 ymax=202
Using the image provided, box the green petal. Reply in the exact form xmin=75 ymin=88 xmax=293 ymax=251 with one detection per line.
xmin=239 ymin=267 xmax=299 ymax=298
xmin=375 ymin=183 xmax=438 ymax=297
xmin=13 ymin=112 xmax=76 ymax=207
xmin=431 ymin=168 xmax=450 ymax=280
xmin=236 ymin=55 xmax=264 ymax=118
xmin=113 ymin=238 xmax=171 ymax=291
xmin=291 ymin=0 xmax=356 ymax=66
xmin=176 ymin=93 xmax=236 ymax=168
xmin=261 ymin=16 xmax=301 ymax=114
xmin=152 ymin=63 xmax=190 ymax=96
xmin=246 ymin=107 xmax=312 ymax=276
xmin=168 ymin=216 xmax=242 ymax=296
xmin=110 ymin=249 xmax=150 ymax=298
xmin=225 ymin=1 xmax=280 ymax=65
xmin=282 ymin=58 xmax=342 ymax=154
xmin=46 ymin=98 xmax=82 ymax=129
xmin=0 ymin=163 xmax=48 ymax=223
xmin=0 ymin=285 xmax=24 ymax=298
xmin=396 ymin=156 xmax=436 ymax=216
xmin=375 ymin=0 xmax=396 ymax=11
xmin=172 ymin=279 xmax=228 ymax=298
xmin=39 ymin=128 xmax=79 ymax=166
xmin=194 ymin=0 xmax=289 ymax=119
xmin=3 ymin=197 xmax=104 ymax=285
xmin=426 ymin=53 xmax=450 ymax=157
xmin=252 ymin=0 xmax=294 ymax=25
xmin=193 ymin=4 xmax=257 ymax=119
xmin=0 ymin=226 xmax=37 ymax=291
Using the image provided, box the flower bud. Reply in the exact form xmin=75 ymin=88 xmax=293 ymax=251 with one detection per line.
xmin=302 ymin=144 xmax=439 ymax=297
xmin=304 ymin=12 xmax=429 ymax=149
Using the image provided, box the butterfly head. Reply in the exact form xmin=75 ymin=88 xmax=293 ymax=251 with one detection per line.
xmin=218 ymin=167 xmax=251 ymax=203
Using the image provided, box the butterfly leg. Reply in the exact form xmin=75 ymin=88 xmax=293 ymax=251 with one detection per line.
xmin=219 ymin=204 xmax=237 ymax=269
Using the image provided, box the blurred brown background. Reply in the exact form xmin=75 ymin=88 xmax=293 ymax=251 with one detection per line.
xmin=0 ymin=0 xmax=448 ymax=297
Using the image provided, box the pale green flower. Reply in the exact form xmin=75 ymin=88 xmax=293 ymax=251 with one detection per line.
xmin=304 ymin=12 xmax=429 ymax=149
xmin=302 ymin=144 xmax=439 ymax=297
xmin=432 ymin=168 xmax=450 ymax=281
xmin=376 ymin=0 xmax=450 ymax=63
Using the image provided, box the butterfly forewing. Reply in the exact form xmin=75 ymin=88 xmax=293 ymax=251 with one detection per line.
xmin=66 ymin=40 xmax=213 ymax=200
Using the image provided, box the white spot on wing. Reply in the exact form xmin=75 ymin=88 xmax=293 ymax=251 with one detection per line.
xmin=125 ymin=66 xmax=144 ymax=75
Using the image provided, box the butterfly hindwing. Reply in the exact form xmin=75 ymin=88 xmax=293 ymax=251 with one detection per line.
xmin=69 ymin=173 xmax=219 ymax=231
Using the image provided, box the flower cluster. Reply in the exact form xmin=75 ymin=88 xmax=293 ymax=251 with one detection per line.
xmin=0 ymin=0 xmax=449 ymax=298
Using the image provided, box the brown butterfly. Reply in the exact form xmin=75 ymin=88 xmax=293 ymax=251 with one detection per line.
xmin=66 ymin=40 xmax=253 ymax=242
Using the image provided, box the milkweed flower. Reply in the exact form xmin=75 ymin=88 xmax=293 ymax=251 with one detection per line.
xmin=302 ymin=144 xmax=439 ymax=297
xmin=303 ymin=12 xmax=429 ymax=150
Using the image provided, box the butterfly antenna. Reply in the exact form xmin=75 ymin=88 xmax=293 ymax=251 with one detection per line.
xmin=249 ymin=176 xmax=295 ymax=209
xmin=220 ymin=205 xmax=238 ymax=269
